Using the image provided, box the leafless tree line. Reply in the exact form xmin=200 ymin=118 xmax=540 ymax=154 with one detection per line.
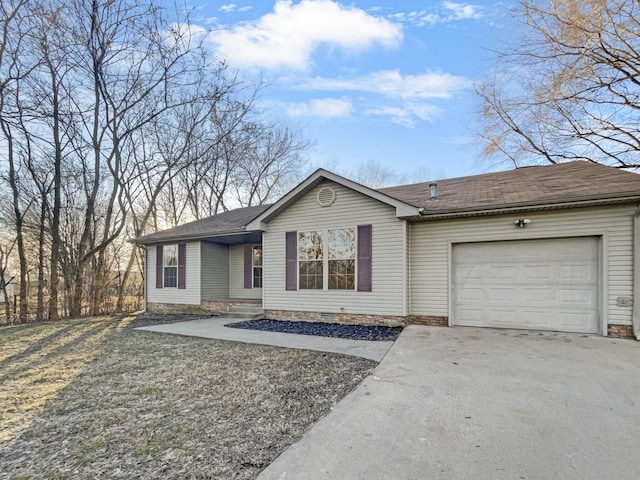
xmin=0 ymin=0 xmax=309 ymax=322
xmin=479 ymin=0 xmax=640 ymax=169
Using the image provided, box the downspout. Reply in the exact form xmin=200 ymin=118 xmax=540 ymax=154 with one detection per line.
xmin=633 ymin=206 xmax=640 ymax=339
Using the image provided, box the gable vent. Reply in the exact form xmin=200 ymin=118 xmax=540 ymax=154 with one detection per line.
xmin=317 ymin=186 xmax=336 ymax=207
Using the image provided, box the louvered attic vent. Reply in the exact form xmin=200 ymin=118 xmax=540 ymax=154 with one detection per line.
xmin=316 ymin=186 xmax=336 ymax=207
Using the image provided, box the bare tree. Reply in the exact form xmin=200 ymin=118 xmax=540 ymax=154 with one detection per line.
xmin=0 ymin=239 xmax=16 ymax=321
xmin=0 ymin=0 xmax=312 ymax=320
xmin=478 ymin=0 xmax=640 ymax=168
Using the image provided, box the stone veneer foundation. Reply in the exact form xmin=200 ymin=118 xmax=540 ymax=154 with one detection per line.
xmin=607 ymin=324 xmax=635 ymax=339
xmin=264 ymin=310 xmax=451 ymax=328
xmin=264 ymin=309 xmax=407 ymax=327
xmin=407 ymin=315 xmax=449 ymax=327
xmin=147 ymin=300 xmax=261 ymax=315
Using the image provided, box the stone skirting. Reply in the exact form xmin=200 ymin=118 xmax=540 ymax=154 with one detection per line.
xmin=201 ymin=299 xmax=261 ymax=314
xmin=607 ymin=324 xmax=636 ymax=339
xmin=147 ymin=300 xmax=261 ymax=315
xmin=146 ymin=302 xmax=209 ymax=314
xmin=264 ymin=309 xmax=407 ymax=327
xmin=407 ymin=315 xmax=449 ymax=327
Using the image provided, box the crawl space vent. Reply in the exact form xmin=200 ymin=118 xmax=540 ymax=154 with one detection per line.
xmin=316 ymin=187 xmax=336 ymax=207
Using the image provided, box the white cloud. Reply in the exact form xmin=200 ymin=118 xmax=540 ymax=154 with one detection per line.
xmin=302 ymin=70 xmax=473 ymax=99
xmin=442 ymin=2 xmax=483 ymax=20
xmin=365 ymin=103 xmax=441 ymax=127
xmin=220 ymin=4 xmax=237 ymax=13
xmin=286 ymin=98 xmax=353 ymax=119
xmin=394 ymin=3 xmax=483 ymax=26
xmin=207 ymin=0 xmax=402 ymax=71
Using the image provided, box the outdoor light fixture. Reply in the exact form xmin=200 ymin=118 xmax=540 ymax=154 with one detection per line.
xmin=514 ymin=218 xmax=531 ymax=228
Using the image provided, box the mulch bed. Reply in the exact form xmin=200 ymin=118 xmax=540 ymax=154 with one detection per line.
xmin=225 ymin=318 xmax=403 ymax=341
xmin=0 ymin=314 xmax=376 ymax=479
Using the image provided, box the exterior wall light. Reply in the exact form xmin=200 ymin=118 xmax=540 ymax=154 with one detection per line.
xmin=514 ymin=218 xmax=531 ymax=228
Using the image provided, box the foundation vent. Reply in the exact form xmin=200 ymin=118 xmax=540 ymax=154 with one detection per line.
xmin=320 ymin=312 xmax=335 ymax=319
xmin=317 ymin=186 xmax=336 ymax=207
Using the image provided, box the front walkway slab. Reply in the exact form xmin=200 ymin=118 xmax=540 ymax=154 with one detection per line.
xmin=136 ymin=317 xmax=393 ymax=362
xmin=257 ymin=325 xmax=640 ymax=480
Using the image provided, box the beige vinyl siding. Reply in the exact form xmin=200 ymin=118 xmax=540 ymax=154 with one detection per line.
xmin=201 ymin=242 xmax=229 ymax=300
xmin=229 ymin=244 xmax=262 ymax=300
xmin=147 ymin=242 xmax=201 ymax=305
xmin=410 ymin=205 xmax=635 ymax=326
xmin=263 ymin=180 xmax=406 ymax=316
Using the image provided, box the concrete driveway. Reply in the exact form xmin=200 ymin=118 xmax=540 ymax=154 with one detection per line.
xmin=258 ymin=325 xmax=640 ymax=480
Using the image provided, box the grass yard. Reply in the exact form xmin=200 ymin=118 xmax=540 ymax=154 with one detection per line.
xmin=0 ymin=315 xmax=376 ymax=479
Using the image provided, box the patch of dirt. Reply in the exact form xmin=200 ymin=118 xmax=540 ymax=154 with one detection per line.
xmin=0 ymin=314 xmax=376 ymax=479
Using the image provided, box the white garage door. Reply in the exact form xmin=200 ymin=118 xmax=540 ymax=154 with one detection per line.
xmin=452 ymin=237 xmax=600 ymax=333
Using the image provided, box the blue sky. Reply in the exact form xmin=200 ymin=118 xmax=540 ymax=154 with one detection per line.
xmin=184 ymin=1 xmax=515 ymax=181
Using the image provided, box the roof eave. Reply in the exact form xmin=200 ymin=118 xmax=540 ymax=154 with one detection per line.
xmin=408 ymin=195 xmax=640 ymax=221
xmin=134 ymin=228 xmax=256 ymax=245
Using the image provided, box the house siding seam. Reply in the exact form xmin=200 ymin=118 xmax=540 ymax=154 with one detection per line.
xmin=147 ymin=241 xmax=201 ymax=305
xmin=201 ymin=242 xmax=229 ymax=300
xmin=409 ymin=205 xmax=636 ymax=328
xmin=229 ymin=244 xmax=262 ymax=300
xmin=263 ymin=180 xmax=406 ymax=316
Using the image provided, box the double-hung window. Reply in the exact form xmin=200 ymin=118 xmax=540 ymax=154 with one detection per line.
xmin=298 ymin=231 xmax=324 ymax=289
xmin=253 ymin=245 xmax=263 ymax=288
xmin=298 ymin=228 xmax=356 ymax=290
xmin=328 ymin=228 xmax=356 ymax=290
xmin=163 ymin=244 xmax=178 ymax=288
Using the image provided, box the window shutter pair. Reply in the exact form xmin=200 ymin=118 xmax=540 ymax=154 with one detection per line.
xmin=284 ymin=225 xmax=372 ymax=292
xmin=155 ymin=244 xmax=186 ymax=289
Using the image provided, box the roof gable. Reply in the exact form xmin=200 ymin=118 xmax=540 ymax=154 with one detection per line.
xmin=245 ymin=169 xmax=421 ymax=230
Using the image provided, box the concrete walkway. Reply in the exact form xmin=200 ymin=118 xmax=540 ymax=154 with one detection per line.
xmin=258 ymin=325 xmax=640 ymax=480
xmin=135 ymin=317 xmax=393 ymax=362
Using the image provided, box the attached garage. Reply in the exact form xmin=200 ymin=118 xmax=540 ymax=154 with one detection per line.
xmin=452 ymin=237 xmax=600 ymax=334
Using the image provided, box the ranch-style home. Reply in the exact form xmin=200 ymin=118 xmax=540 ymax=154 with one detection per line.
xmin=135 ymin=161 xmax=640 ymax=340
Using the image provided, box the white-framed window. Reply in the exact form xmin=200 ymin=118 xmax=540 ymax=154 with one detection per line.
xmin=298 ymin=228 xmax=356 ymax=290
xmin=253 ymin=245 xmax=263 ymax=288
xmin=328 ymin=228 xmax=356 ymax=290
xmin=163 ymin=244 xmax=178 ymax=288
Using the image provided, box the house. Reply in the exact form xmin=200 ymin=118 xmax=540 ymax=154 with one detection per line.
xmin=135 ymin=161 xmax=640 ymax=340
xmin=1 ymin=274 xmax=14 ymax=304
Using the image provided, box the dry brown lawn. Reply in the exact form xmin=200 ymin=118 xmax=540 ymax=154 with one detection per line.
xmin=0 ymin=315 xmax=376 ymax=479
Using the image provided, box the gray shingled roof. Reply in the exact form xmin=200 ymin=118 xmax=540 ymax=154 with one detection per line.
xmin=135 ymin=204 xmax=270 ymax=244
xmin=136 ymin=162 xmax=640 ymax=243
xmin=378 ymin=161 xmax=640 ymax=216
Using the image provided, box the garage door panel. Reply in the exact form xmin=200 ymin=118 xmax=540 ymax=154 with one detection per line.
xmin=522 ymin=287 xmax=555 ymax=302
xmin=489 ymin=266 xmax=518 ymax=280
xmin=453 ymin=237 xmax=600 ymax=334
xmin=457 ymin=287 xmax=487 ymax=302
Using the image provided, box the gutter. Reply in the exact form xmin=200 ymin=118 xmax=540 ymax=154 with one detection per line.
xmin=133 ymin=228 xmax=252 ymax=245
xmin=412 ymin=196 xmax=640 ymax=220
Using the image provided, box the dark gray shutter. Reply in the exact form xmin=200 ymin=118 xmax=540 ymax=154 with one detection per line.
xmin=178 ymin=243 xmax=186 ymax=289
xmin=244 ymin=244 xmax=253 ymax=289
xmin=156 ymin=245 xmax=163 ymax=289
xmin=357 ymin=225 xmax=372 ymax=292
xmin=285 ymin=232 xmax=297 ymax=291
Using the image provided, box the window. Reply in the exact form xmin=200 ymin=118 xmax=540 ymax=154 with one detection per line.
xmin=299 ymin=231 xmax=324 ymax=289
xmin=253 ymin=245 xmax=263 ymax=288
xmin=328 ymin=228 xmax=355 ymax=290
xmin=163 ymin=244 xmax=178 ymax=287
xmin=298 ymin=228 xmax=355 ymax=290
